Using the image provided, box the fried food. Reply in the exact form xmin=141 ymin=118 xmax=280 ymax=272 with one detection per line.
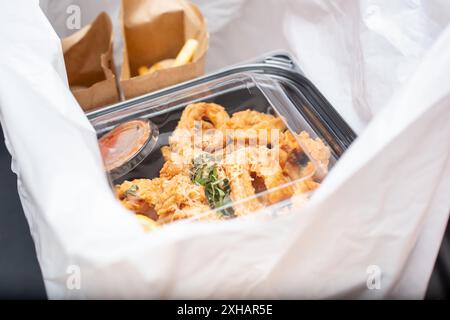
xmin=160 ymin=159 xmax=184 ymax=178
xmin=138 ymin=59 xmax=175 ymax=76
xmin=279 ymin=131 xmax=303 ymax=157
xmin=298 ymin=131 xmax=331 ymax=170
xmin=280 ymin=131 xmax=330 ymax=168
xmin=244 ymin=146 xmax=292 ymax=204
xmin=138 ymin=66 xmax=150 ymax=76
xmin=116 ymin=174 xmax=209 ymax=224
xmin=116 ymin=178 xmax=161 ymax=217
xmin=223 ymin=162 xmax=263 ymax=215
xmin=115 ymin=102 xmax=331 ymax=226
xmin=173 ymin=39 xmax=199 ymax=67
xmin=220 ymin=145 xmax=292 ymax=215
xmin=225 ymin=110 xmax=285 ymax=131
xmin=290 ymin=162 xmax=320 ymax=195
xmin=161 ymin=128 xmax=197 ymax=176
xmin=178 ymin=102 xmax=230 ymax=130
xmin=136 ymin=38 xmax=198 ymax=76
xmin=149 ymin=59 xmax=175 ymax=73
xmin=161 ymin=145 xmax=172 ymax=161
xmin=224 ymin=110 xmax=285 ymax=144
xmin=156 ymin=174 xmax=208 ymax=220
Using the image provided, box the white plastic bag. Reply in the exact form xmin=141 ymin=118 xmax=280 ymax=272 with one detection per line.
xmin=0 ymin=0 xmax=448 ymax=298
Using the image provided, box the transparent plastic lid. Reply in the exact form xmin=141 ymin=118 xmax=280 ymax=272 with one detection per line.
xmin=98 ymin=119 xmax=159 ymax=180
xmin=91 ymin=72 xmax=336 ymax=224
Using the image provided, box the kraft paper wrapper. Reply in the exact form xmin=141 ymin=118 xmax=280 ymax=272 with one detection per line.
xmin=120 ymin=0 xmax=209 ymax=99
xmin=62 ymin=12 xmax=119 ymax=111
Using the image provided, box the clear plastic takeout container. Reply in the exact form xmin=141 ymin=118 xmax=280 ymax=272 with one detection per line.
xmin=88 ymin=53 xmax=355 ymax=222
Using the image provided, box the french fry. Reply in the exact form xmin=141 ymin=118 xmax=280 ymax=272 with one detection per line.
xmin=138 ymin=65 xmax=150 ymax=76
xmin=149 ymin=58 xmax=175 ymax=73
xmin=173 ymin=39 xmax=199 ymax=67
xmin=137 ymin=39 xmax=199 ymax=76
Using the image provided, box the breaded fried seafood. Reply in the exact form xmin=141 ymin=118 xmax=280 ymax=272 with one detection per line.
xmin=114 ymin=102 xmax=331 ymax=227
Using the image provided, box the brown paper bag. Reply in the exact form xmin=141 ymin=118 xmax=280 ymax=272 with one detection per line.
xmin=62 ymin=12 xmax=120 ymax=111
xmin=120 ymin=0 xmax=209 ymax=99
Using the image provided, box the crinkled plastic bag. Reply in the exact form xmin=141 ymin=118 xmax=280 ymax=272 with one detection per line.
xmin=0 ymin=0 xmax=449 ymax=298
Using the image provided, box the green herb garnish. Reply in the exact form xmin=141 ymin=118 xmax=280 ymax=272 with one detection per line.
xmin=124 ymin=184 xmax=139 ymax=197
xmin=191 ymin=155 xmax=234 ymax=217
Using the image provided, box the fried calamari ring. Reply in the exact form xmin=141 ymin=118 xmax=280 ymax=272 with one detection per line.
xmin=223 ymin=162 xmax=263 ymax=216
xmin=279 ymin=131 xmax=331 ymax=188
xmin=245 ymin=146 xmax=293 ymax=204
xmin=223 ymin=146 xmax=292 ymax=214
xmin=297 ymin=131 xmax=331 ymax=170
xmin=178 ymin=102 xmax=230 ymax=130
xmin=225 ymin=110 xmax=285 ymax=131
xmin=224 ymin=110 xmax=286 ymax=145
xmin=279 ymin=131 xmax=303 ymax=158
xmin=279 ymin=131 xmax=331 ymax=170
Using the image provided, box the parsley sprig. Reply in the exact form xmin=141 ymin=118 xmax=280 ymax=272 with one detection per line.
xmin=124 ymin=184 xmax=139 ymax=197
xmin=191 ymin=155 xmax=234 ymax=217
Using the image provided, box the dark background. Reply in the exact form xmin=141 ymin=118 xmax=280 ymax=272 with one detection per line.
xmin=0 ymin=127 xmax=448 ymax=299
xmin=0 ymin=128 xmax=46 ymax=299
